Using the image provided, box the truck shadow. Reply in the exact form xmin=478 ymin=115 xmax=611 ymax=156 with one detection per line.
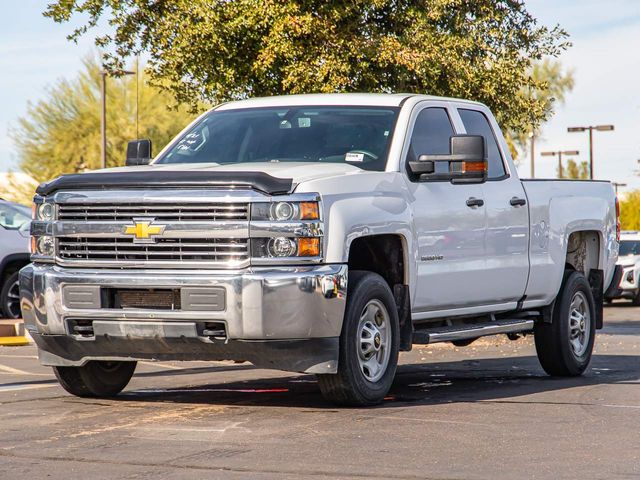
xmin=120 ymin=353 xmax=640 ymax=409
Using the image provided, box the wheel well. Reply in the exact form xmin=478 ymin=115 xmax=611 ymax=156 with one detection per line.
xmin=1 ymin=257 xmax=29 ymax=288
xmin=347 ymin=234 xmax=412 ymax=350
xmin=565 ymin=231 xmax=600 ymax=277
xmin=347 ymin=234 xmax=406 ymax=288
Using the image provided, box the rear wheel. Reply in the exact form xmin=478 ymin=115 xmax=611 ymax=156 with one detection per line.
xmin=317 ymin=271 xmax=399 ymax=406
xmin=1 ymin=271 xmax=21 ymax=319
xmin=534 ymin=271 xmax=596 ymax=376
xmin=53 ymin=361 xmax=137 ymax=397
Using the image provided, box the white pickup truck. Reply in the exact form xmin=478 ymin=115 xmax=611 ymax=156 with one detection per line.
xmin=20 ymin=94 xmax=621 ymax=406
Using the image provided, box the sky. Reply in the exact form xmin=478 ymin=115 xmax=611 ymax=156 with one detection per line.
xmin=0 ymin=0 xmax=639 ymax=192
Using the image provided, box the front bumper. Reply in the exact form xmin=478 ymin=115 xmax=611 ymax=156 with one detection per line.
xmin=19 ymin=263 xmax=347 ymax=373
xmin=606 ymin=264 xmax=637 ymax=300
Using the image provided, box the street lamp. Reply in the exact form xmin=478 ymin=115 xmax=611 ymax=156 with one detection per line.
xmin=100 ymin=69 xmax=136 ymax=169
xmin=540 ymin=150 xmax=579 ymax=179
xmin=612 ymin=182 xmax=627 ymax=196
xmin=567 ymin=125 xmax=614 ymax=180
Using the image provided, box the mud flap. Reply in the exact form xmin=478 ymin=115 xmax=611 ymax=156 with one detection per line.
xmin=393 ymin=284 xmax=412 ymax=351
xmin=588 ymin=269 xmax=604 ymax=330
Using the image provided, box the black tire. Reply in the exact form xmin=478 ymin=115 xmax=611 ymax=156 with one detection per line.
xmin=53 ymin=361 xmax=137 ymax=397
xmin=1 ymin=271 xmax=22 ymax=319
xmin=317 ymin=271 xmax=399 ymax=406
xmin=632 ymin=290 xmax=640 ymax=306
xmin=534 ymin=271 xmax=596 ymax=376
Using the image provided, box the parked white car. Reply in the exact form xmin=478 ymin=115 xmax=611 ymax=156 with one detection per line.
xmin=605 ymin=231 xmax=640 ymax=304
xmin=0 ymin=199 xmax=31 ymax=318
xmin=21 ymin=93 xmax=619 ymax=405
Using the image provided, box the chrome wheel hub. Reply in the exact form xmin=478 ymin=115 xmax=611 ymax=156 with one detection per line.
xmin=568 ymin=291 xmax=591 ymax=357
xmin=357 ymin=299 xmax=391 ymax=382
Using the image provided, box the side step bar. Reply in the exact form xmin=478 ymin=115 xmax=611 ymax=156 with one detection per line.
xmin=413 ymin=318 xmax=534 ymax=345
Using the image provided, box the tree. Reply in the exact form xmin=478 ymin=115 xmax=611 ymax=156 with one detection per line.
xmin=508 ymin=59 xmax=575 ymax=161
xmin=556 ymin=159 xmax=589 ymax=180
xmin=11 ymin=56 xmax=198 ymax=183
xmin=45 ymin=0 xmax=569 ymax=135
xmin=619 ymin=190 xmax=640 ymax=231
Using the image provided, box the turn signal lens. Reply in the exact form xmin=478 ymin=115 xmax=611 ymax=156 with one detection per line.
xmin=462 ymin=161 xmax=487 ymax=173
xmin=300 ymin=202 xmax=319 ymax=220
xmin=298 ymin=237 xmax=320 ymax=257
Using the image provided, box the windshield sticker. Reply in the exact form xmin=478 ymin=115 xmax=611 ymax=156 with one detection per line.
xmin=298 ymin=117 xmax=311 ymax=128
xmin=345 ymin=152 xmax=365 ymax=162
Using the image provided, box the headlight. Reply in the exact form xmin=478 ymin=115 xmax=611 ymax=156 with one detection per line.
xmin=251 ymin=201 xmax=319 ymax=221
xmin=252 ymin=237 xmax=321 ymax=258
xmin=33 ymin=201 xmax=55 ymax=221
xmin=31 ymin=235 xmax=54 ymax=257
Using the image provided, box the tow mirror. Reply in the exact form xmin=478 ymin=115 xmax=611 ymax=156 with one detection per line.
xmin=125 ymin=139 xmax=152 ymax=166
xmin=409 ymin=135 xmax=487 ymax=184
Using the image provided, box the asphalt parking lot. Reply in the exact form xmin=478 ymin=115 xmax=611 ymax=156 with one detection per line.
xmin=1 ymin=304 xmax=638 ymax=480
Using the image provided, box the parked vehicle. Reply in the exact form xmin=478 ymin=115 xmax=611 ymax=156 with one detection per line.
xmin=0 ymin=199 xmax=31 ymax=318
xmin=20 ymin=94 xmax=620 ymax=405
xmin=605 ymin=231 xmax=640 ymax=304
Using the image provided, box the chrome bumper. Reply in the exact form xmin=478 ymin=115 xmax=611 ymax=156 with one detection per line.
xmin=19 ymin=263 xmax=347 ymax=373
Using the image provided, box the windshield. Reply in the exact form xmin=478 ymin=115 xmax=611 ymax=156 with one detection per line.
xmin=156 ymin=106 xmax=399 ymax=171
xmin=619 ymin=240 xmax=640 ymax=256
xmin=0 ymin=202 xmax=31 ymax=230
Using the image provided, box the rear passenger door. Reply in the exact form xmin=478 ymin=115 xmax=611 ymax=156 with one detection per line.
xmin=455 ymin=106 xmax=529 ymax=304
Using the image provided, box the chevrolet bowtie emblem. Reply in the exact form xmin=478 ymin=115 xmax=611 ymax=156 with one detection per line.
xmin=124 ymin=218 xmax=166 ymax=243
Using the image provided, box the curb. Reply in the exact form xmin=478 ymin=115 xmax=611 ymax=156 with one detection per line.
xmin=0 ymin=319 xmax=31 ymax=346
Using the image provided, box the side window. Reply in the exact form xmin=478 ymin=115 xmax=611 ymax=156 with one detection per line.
xmin=458 ymin=109 xmax=506 ymax=179
xmin=407 ymin=108 xmax=454 ymax=176
xmin=0 ymin=203 xmax=30 ymax=230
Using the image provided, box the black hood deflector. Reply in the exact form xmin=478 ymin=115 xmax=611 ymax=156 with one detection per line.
xmin=36 ymin=170 xmax=294 ymax=196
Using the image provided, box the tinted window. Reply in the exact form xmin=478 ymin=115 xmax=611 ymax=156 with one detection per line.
xmin=458 ymin=109 xmax=506 ymax=179
xmin=0 ymin=202 xmax=30 ymax=230
xmin=619 ymin=240 xmax=640 ymax=256
xmin=407 ymin=108 xmax=454 ymax=176
xmin=156 ymin=106 xmax=399 ymax=172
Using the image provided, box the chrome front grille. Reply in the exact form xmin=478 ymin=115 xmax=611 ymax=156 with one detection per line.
xmin=57 ymin=237 xmax=249 ymax=266
xmin=58 ymin=203 xmax=249 ymax=222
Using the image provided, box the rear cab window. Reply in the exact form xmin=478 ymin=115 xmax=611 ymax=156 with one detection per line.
xmin=457 ymin=109 xmax=506 ymax=179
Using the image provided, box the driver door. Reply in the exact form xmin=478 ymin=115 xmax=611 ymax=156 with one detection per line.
xmin=405 ymin=104 xmax=490 ymax=313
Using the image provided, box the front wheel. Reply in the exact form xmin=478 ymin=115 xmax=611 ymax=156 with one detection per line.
xmin=1 ymin=271 xmax=21 ymax=319
xmin=534 ymin=271 xmax=596 ymax=376
xmin=317 ymin=271 xmax=399 ymax=406
xmin=53 ymin=361 xmax=137 ymax=397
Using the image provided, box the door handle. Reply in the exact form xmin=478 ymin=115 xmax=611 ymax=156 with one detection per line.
xmin=510 ymin=197 xmax=527 ymax=207
xmin=466 ymin=197 xmax=484 ymax=208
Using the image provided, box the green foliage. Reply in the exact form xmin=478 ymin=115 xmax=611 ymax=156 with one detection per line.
xmin=557 ymin=159 xmax=589 ymax=180
xmin=44 ymin=0 xmax=569 ymax=134
xmin=619 ymin=190 xmax=640 ymax=231
xmin=11 ymin=56 xmax=198 ymax=183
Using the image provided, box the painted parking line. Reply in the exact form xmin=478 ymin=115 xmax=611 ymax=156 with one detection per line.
xmin=0 ymin=364 xmax=49 ymax=376
xmin=0 ymin=383 xmax=57 ymax=393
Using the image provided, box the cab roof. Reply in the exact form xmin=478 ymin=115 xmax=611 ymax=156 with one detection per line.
xmin=215 ymin=93 xmax=484 ymax=110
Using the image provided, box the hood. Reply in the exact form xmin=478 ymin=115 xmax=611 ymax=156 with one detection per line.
xmin=104 ymin=162 xmax=365 ymax=185
xmin=617 ymin=254 xmax=640 ymax=267
xmin=37 ymin=162 xmax=366 ymax=196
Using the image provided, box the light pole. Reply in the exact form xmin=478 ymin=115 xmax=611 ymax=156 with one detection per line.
xmin=541 ymin=150 xmax=579 ymax=179
xmin=100 ymin=69 xmax=136 ymax=169
xmin=529 ymin=131 xmax=536 ymax=178
xmin=567 ymin=125 xmax=614 ymax=180
xmin=612 ymin=182 xmax=627 ymax=196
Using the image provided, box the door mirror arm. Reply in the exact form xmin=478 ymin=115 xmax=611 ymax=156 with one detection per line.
xmin=408 ymin=135 xmax=487 ymax=184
